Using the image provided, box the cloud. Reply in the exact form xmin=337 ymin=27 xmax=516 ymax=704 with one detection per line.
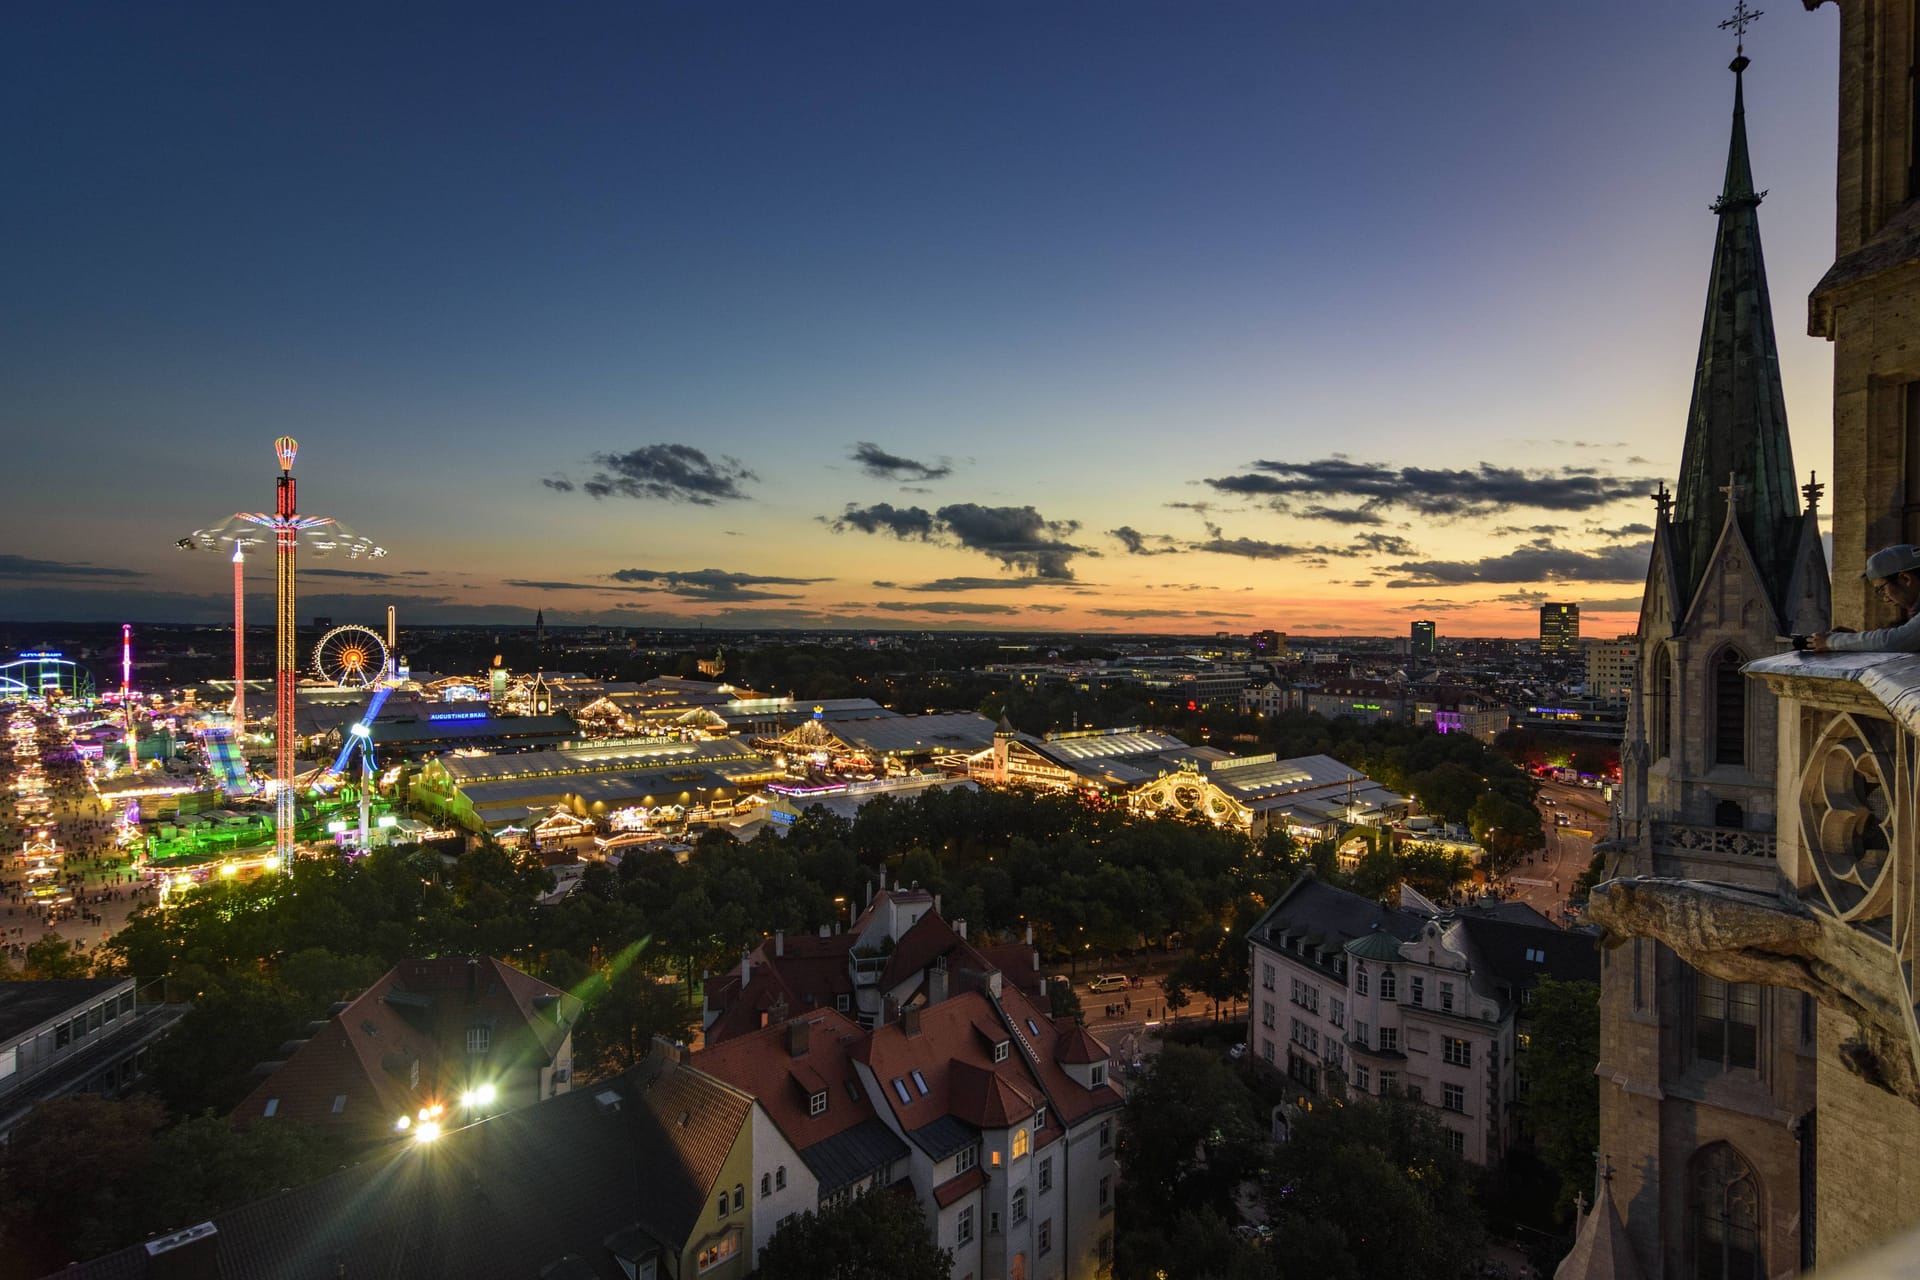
xmin=302 ymin=567 xmax=402 ymax=582
xmin=1109 ymin=526 xmax=1181 ymax=555
xmin=1204 ymin=456 xmax=1659 ymax=517
xmin=1299 ymin=506 xmax=1388 ymax=525
xmin=1091 ymin=607 xmax=1209 ymax=618
xmin=0 ymin=554 xmax=141 ymax=580
xmin=556 ymin=444 xmax=756 ymax=504
xmin=1189 ymin=536 xmax=1319 ymax=560
xmin=501 ymin=578 xmax=625 ymax=591
xmin=1491 ymin=523 xmax=1567 ymax=537
xmin=1383 ymin=538 xmax=1652 ymax=587
xmin=830 ymin=502 xmax=1089 ymax=579
xmin=872 ymin=600 xmax=1021 ymax=616
xmin=1347 ymin=532 xmax=1417 ymax=557
xmin=1591 ymin=522 xmax=1654 ymax=540
xmin=851 ymin=442 xmax=952 ymax=483
xmin=901 ymin=577 xmax=1080 ymax=593
xmin=830 ymin=503 xmax=937 ymax=539
xmin=608 ymin=568 xmax=829 ymax=602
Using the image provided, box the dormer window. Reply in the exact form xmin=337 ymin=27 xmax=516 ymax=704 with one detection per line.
xmin=809 ymin=1090 xmax=828 ymax=1117
xmin=993 ymin=1040 xmax=1009 ymax=1063
xmin=1035 ymin=1106 xmax=1046 ymax=1129
xmin=1090 ymin=1062 xmax=1106 ymax=1088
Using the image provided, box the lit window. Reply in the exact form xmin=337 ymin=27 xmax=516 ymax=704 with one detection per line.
xmin=1012 ymin=1128 xmax=1030 ymax=1159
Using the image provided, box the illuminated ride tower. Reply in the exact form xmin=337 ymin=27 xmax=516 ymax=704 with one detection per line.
xmin=182 ymin=439 xmax=385 ymax=870
xmin=120 ymin=624 xmax=135 ymax=766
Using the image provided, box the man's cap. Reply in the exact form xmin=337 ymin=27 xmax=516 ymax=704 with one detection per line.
xmin=1863 ymin=544 xmax=1920 ymax=581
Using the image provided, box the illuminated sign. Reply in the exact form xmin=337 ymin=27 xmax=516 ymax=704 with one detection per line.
xmin=428 ymin=711 xmax=490 ymax=723
xmin=17 ymin=651 xmax=62 ymax=659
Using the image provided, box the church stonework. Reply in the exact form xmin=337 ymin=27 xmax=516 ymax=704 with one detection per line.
xmin=1578 ymin=46 xmax=1832 ymax=1280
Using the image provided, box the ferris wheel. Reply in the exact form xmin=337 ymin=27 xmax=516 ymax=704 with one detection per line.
xmin=313 ymin=625 xmax=389 ymax=688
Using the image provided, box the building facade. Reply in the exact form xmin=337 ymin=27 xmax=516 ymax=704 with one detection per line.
xmin=1540 ymin=603 xmax=1581 ymax=654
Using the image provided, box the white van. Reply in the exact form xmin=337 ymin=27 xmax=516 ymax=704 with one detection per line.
xmin=1088 ymin=973 xmax=1129 ymax=993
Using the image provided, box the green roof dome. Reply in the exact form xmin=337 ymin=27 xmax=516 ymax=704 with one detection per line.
xmin=1344 ymin=931 xmax=1405 ymax=962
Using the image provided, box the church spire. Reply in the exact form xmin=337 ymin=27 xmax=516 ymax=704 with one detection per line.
xmin=1670 ymin=51 xmax=1801 ymax=611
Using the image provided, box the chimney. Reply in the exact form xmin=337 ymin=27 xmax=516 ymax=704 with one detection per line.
xmin=1025 ymin=923 xmax=1033 ymax=946
xmin=775 ymin=929 xmax=785 ymax=958
xmin=818 ymin=924 xmax=832 ymax=939
xmin=928 ymin=966 xmax=949 ymax=1007
xmin=788 ymin=1018 xmax=810 ymax=1057
xmin=866 ymin=879 xmax=874 ymax=906
xmin=955 ymin=919 xmax=967 ymax=940
xmin=740 ymin=948 xmax=752 ymax=987
xmin=882 ymin=995 xmax=899 ymax=1026
xmin=934 ymin=893 xmax=942 ymax=915
xmin=902 ymin=1005 xmax=921 ymax=1037
xmin=466 ymin=957 xmax=479 ymax=1002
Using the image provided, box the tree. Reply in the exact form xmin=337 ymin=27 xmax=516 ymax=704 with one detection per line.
xmin=572 ymin=950 xmax=697 ymax=1078
xmin=750 ymin=1188 xmax=951 ymax=1280
xmin=143 ymin=976 xmax=312 ymax=1117
xmin=0 ymin=1094 xmax=164 ymax=1272
xmin=22 ymin=932 xmax=91 ymax=979
xmin=1264 ymin=1095 xmax=1485 ymax=1279
xmin=1524 ymin=978 xmax=1601 ymax=1213
xmin=137 ymin=1114 xmax=338 ymax=1241
xmin=1117 ymin=1045 xmax=1264 ymax=1213
xmin=1048 ymin=976 xmax=1085 ymax=1022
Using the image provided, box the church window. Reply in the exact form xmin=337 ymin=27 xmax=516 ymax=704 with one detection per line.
xmin=1715 ymin=799 xmax=1744 ymax=829
xmin=1712 ymin=649 xmax=1747 ymax=766
xmin=1689 ymin=1142 xmax=1764 ymax=1280
xmin=1694 ymin=974 xmax=1761 ymax=1072
xmin=1649 ymin=649 xmax=1673 ymax=760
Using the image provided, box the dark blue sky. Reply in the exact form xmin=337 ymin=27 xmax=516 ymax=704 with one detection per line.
xmin=1 ymin=3 xmax=1842 ymax=633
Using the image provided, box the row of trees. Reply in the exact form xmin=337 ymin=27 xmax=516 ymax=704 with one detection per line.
xmin=1114 ymin=1044 xmax=1490 ymax=1280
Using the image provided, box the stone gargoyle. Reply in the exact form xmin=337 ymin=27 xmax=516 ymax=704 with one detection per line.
xmin=1588 ymin=875 xmax=1920 ymax=1104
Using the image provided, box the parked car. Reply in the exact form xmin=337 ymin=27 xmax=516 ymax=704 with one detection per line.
xmin=1088 ymin=973 xmax=1129 ymax=993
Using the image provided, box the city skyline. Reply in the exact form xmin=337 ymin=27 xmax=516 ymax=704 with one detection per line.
xmin=2 ymin=3 xmax=1843 ymax=635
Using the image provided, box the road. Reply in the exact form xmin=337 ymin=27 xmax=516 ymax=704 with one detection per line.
xmin=1506 ymin=778 xmax=1612 ymax=922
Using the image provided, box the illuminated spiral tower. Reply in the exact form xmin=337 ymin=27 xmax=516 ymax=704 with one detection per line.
xmin=182 ymin=440 xmax=385 ymax=871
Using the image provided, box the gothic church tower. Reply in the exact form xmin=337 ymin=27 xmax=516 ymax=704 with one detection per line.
xmin=1588 ymin=52 xmax=1830 ymax=1280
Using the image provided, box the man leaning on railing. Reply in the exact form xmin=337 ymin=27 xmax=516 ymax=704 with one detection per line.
xmin=1809 ymin=544 xmax=1920 ymax=653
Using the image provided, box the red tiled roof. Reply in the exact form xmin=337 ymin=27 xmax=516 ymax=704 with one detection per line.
xmin=235 ymin=956 xmax=578 ymax=1136
xmin=976 ymin=942 xmax=1044 ymax=999
xmin=994 ymin=984 xmax=1124 ymax=1128
xmin=1051 ymin=1018 xmax=1107 ymax=1065
xmin=691 ymin=1009 xmax=877 ymax=1154
xmin=947 ymin=1059 xmax=1038 ymax=1128
xmin=933 ymin=1165 xmax=988 ymax=1209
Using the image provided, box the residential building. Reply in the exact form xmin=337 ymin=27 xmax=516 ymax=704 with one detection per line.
xmin=1300 ymin=679 xmax=1404 ymax=724
xmin=1411 ymin=687 xmax=1510 ymax=742
xmin=235 ymin=956 xmax=579 ymax=1141
xmin=699 ymin=901 xmax=1123 ymax=1279
xmin=1250 ymin=629 xmax=1287 ymax=657
xmin=0 ymin=977 xmax=186 ymax=1139
xmin=1582 ymin=635 xmax=1638 ymax=708
xmin=1411 ymin=620 xmax=1437 ymax=657
xmin=59 ymin=1049 xmax=758 ymax=1280
xmin=1539 ymin=603 xmax=1580 ymax=654
xmin=1246 ymin=874 xmax=1595 ymax=1168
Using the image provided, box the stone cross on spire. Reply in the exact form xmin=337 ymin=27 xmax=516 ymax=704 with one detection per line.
xmin=1720 ymin=0 xmax=1763 ymax=56
xmin=1720 ymin=471 xmax=1747 ymax=515
xmin=1653 ymin=480 xmax=1672 ymax=521
xmin=1802 ymin=471 xmax=1824 ymax=516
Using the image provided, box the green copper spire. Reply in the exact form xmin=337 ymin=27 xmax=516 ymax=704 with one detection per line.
xmin=1670 ymin=55 xmax=1801 ymax=610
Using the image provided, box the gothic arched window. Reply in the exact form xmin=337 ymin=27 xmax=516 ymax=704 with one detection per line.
xmin=1713 ymin=648 xmax=1747 ymax=766
xmin=1649 ymin=650 xmax=1673 ymax=760
xmin=1690 ymin=1142 xmax=1764 ymax=1280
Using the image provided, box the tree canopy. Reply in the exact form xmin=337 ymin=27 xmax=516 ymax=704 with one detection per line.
xmin=750 ymin=1188 xmax=951 ymax=1280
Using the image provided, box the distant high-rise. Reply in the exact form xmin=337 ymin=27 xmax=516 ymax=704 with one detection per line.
xmin=1410 ymin=620 xmax=1436 ymax=657
xmin=1538 ymin=602 xmax=1579 ymax=653
xmin=1250 ymin=629 xmax=1287 ymax=657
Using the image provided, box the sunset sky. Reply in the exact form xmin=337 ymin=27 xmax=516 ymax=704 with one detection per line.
xmin=1 ymin=3 xmax=1844 ymax=636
